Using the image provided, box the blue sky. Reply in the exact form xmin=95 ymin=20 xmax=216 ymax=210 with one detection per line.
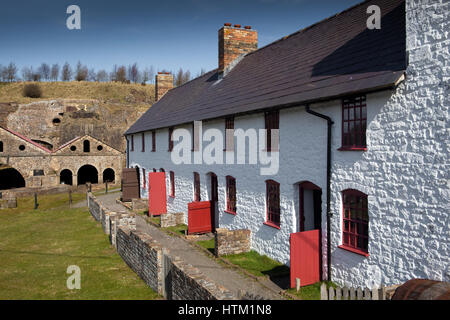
xmin=0 ymin=0 xmax=362 ymax=77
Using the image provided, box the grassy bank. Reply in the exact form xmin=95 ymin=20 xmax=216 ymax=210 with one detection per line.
xmin=0 ymin=193 xmax=159 ymax=299
xmin=0 ymin=81 xmax=155 ymax=105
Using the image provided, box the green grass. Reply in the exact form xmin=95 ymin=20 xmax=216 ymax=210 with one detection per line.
xmin=149 ymin=215 xmax=161 ymax=225
xmin=0 ymin=193 xmax=160 ymax=300
xmin=223 ymin=250 xmax=290 ymax=278
xmin=162 ymin=224 xmax=187 ymax=237
xmin=196 ymin=239 xmax=215 ymax=255
xmin=286 ymin=281 xmax=337 ymax=300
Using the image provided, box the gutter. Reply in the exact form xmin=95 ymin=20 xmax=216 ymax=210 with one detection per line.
xmin=305 ymin=104 xmax=334 ymax=282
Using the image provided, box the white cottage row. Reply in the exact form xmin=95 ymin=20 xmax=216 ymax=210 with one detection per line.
xmin=125 ymin=0 xmax=449 ymax=288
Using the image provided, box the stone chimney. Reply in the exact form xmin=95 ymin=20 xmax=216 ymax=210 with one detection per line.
xmin=218 ymin=23 xmax=257 ymax=75
xmin=155 ymin=72 xmax=174 ymax=101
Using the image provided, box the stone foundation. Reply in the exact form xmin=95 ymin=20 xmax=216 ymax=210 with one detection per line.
xmin=160 ymin=212 xmax=185 ymax=228
xmin=214 ymin=228 xmax=251 ymax=257
xmin=0 ymin=197 xmax=17 ymax=209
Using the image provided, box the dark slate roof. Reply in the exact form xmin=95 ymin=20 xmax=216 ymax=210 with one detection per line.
xmin=126 ymin=0 xmax=406 ymax=135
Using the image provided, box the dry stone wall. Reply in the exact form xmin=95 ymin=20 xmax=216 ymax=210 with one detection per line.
xmin=160 ymin=212 xmax=185 ymax=228
xmin=87 ymin=192 xmax=236 ymax=300
xmin=215 ymin=228 xmax=251 ymax=257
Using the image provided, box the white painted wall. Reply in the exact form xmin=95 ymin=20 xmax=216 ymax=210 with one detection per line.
xmin=128 ymin=0 xmax=449 ymax=288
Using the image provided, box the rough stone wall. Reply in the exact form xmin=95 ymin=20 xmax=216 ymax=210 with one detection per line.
xmin=168 ymin=256 xmax=234 ymax=300
xmin=0 ymin=130 xmax=123 ymax=189
xmin=160 ymin=212 xmax=185 ymax=228
xmin=0 ymin=197 xmax=17 ymax=209
xmin=127 ymin=0 xmax=449 ymax=288
xmin=214 ymin=228 xmax=251 ymax=257
xmin=4 ymin=99 xmax=146 ymax=152
xmin=116 ymin=227 xmax=163 ymax=294
xmin=87 ymin=193 xmax=234 ymax=299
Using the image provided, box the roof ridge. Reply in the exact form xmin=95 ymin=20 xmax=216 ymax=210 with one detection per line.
xmin=247 ymin=0 xmax=372 ymax=56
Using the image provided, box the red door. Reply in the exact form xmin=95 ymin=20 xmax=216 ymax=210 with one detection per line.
xmin=148 ymin=171 xmax=167 ymax=216
xmin=188 ymin=201 xmax=212 ymax=234
xmin=290 ymin=230 xmax=320 ymax=287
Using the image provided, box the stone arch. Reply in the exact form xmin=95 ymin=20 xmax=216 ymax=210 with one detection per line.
xmin=77 ymin=164 xmax=98 ymax=185
xmin=60 ymin=169 xmax=73 ymax=186
xmin=102 ymin=168 xmax=115 ymax=183
xmin=0 ymin=166 xmax=26 ymax=190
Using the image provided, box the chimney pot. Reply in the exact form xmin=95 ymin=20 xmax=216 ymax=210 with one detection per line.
xmin=224 ymin=23 xmax=232 ymax=27
xmin=244 ymin=26 xmax=251 ymax=29
xmin=234 ymin=24 xmax=241 ymax=28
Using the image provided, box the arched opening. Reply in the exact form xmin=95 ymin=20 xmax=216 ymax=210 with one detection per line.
xmin=0 ymin=141 xmax=3 ymax=152
xmin=83 ymin=140 xmax=90 ymax=153
xmin=103 ymin=168 xmax=115 ymax=183
xmin=77 ymin=165 xmax=98 ymax=185
xmin=0 ymin=166 xmax=26 ymax=190
xmin=60 ymin=169 xmax=73 ymax=185
xmin=52 ymin=118 xmax=61 ymax=125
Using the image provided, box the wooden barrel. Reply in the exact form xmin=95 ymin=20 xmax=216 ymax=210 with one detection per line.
xmin=392 ymin=279 xmax=450 ymax=300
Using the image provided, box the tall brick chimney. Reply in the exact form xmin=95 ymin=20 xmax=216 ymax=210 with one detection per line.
xmin=155 ymin=72 xmax=174 ymax=101
xmin=219 ymin=24 xmax=257 ymax=75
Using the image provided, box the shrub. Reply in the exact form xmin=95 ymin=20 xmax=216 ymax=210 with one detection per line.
xmin=23 ymin=83 xmax=42 ymax=98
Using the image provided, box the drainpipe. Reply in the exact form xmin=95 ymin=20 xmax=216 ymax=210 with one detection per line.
xmin=305 ymin=104 xmax=334 ymax=282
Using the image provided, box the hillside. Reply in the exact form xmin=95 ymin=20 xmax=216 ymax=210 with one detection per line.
xmin=0 ymin=81 xmax=155 ymax=106
xmin=0 ymin=81 xmax=155 ymax=151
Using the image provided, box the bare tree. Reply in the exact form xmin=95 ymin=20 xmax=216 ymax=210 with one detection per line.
xmin=62 ymin=62 xmax=72 ymax=81
xmin=38 ymin=63 xmax=50 ymax=81
xmin=143 ymin=66 xmax=155 ymax=84
xmin=96 ymin=69 xmax=108 ymax=82
xmin=5 ymin=62 xmax=18 ymax=82
xmin=116 ymin=65 xmax=127 ymax=83
xmin=50 ymin=64 xmax=60 ymax=81
xmin=22 ymin=66 xmax=34 ymax=81
xmin=88 ymin=68 xmax=97 ymax=82
xmin=128 ymin=63 xmax=139 ymax=83
xmin=75 ymin=61 xmax=88 ymax=81
xmin=175 ymin=68 xmax=191 ymax=86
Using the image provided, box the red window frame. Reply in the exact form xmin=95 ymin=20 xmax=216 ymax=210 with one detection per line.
xmin=225 ymin=116 xmax=234 ymax=151
xmin=130 ymin=135 xmax=134 ymax=151
xmin=141 ymin=132 xmax=145 ymax=152
xmin=225 ymin=176 xmax=236 ymax=214
xmin=169 ymin=171 xmax=175 ymax=197
xmin=264 ymin=110 xmax=279 ymax=152
xmin=340 ymin=95 xmax=367 ymax=150
xmin=193 ymin=172 xmax=201 ymax=201
xmin=265 ymin=179 xmax=280 ymax=228
xmin=340 ymin=189 xmax=369 ymax=256
xmin=168 ymin=127 xmax=174 ymax=151
xmin=151 ymin=130 xmax=156 ymax=152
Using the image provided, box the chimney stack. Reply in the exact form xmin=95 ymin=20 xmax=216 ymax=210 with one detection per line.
xmin=155 ymin=72 xmax=174 ymax=101
xmin=219 ymin=23 xmax=257 ymax=75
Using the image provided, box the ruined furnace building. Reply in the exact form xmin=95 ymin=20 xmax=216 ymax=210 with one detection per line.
xmin=0 ymin=126 xmax=123 ymax=190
